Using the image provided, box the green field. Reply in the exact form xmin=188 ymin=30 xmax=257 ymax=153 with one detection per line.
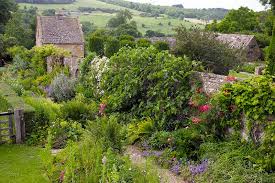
xmin=19 ymin=0 xmax=203 ymax=34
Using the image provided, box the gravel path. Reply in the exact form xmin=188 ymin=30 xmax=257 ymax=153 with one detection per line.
xmin=125 ymin=145 xmax=187 ymax=183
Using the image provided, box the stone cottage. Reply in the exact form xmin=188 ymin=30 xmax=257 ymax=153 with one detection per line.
xmin=215 ymin=33 xmax=262 ymax=62
xmin=36 ymin=15 xmax=84 ymax=76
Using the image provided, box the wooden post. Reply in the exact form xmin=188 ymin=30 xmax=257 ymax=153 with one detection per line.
xmin=8 ymin=109 xmax=14 ymax=143
xmin=14 ymin=109 xmax=24 ymax=144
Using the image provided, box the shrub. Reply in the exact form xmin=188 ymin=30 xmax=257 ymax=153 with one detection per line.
xmin=136 ymin=38 xmax=151 ymax=48
xmin=174 ymin=26 xmax=246 ymax=74
xmin=48 ymin=73 xmax=77 ymax=102
xmin=104 ymin=37 xmax=120 ymax=58
xmin=100 ymin=46 xmax=199 ymax=130
xmin=145 ymin=30 xmax=165 ymax=37
xmin=154 ymin=41 xmax=169 ymax=51
xmin=88 ymin=35 xmax=104 ymax=56
xmin=119 ymin=39 xmax=136 ymax=48
xmin=61 ymin=99 xmax=98 ymax=125
xmin=266 ymin=19 xmax=275 ymax=75
xmin=47 ymin=119 xmax=83 ymax=149
xmin=86 ymin=115 xmax=123 ymax=152
xmin=24 ymin=97 xmax=61 ymax=145
xmin=149 ymin=131 xmax=171 ymax=150
xmin=127 ymin=118 xmax=155 ymax=144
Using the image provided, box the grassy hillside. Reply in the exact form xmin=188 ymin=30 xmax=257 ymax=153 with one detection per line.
xmin=19 ymin=0 xmax=203 ymax=35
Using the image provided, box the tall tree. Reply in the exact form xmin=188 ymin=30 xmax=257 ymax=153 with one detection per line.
xmin=107 ymin=9 xmax=133 ymax=28
xmin=260 ymin=0 xmax=275 ymax=75
xmin=0 ymin=0 xmax=17 ymax=33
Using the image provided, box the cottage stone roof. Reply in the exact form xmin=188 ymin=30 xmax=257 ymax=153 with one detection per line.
xmin=215 ymin=33 xmax=255 ymax=49
xmin=37 ymin=16 xmax=84 ymax=44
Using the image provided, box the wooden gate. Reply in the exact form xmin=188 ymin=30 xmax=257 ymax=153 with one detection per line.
xmin=0 ymin=109 xmax=25 ymax=144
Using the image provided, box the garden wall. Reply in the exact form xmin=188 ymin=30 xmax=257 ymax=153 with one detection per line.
xmin=193 ymin=72 xmax=233 ymax=95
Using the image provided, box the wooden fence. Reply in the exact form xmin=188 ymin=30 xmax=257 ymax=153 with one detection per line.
xmin=0 ymin=109 xmax=25 ymax=144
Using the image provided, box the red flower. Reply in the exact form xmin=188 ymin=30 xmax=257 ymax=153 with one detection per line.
xmin=198 ymin=104 xmax=211 ymax=112
xmin=225 ymin=76 xmax=237 ymax=82
xmin=196 ymin=87 xmax=203 ymax=94
xmin=191 ymin=117 xmax=203 ymax=124
xmin=99 ymin=103 xmax=107 ymax=116
xmin=59 ymin=170 xmax=65 ymax=182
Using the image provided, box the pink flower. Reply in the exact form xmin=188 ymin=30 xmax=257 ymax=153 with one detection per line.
xmin=99 ymin=103 xmax=106 ymax=116
xmin=198 ymin=104 xmax=211 ymax=112
xmin=59 ymin=170 xmax=65 ymax=182
xmin=191 ymin=117 xmax=203 ymax=124
xmin=225 ymin=76 xmax=237 ymax=82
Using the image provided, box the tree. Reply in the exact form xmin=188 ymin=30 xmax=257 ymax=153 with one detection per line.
xmin=0 ymin=0 xmax=17 ymax=33
xmin=145 ymin=30 xmax=165 ymax=37
xmin=154 ymin=41 xmax=169 ymax=51
xmin=88 ymin=35 xmax=104 ymax=56
xmin=174 ymin=27 xmax=246 ymax=74
xmin=107 ymin=9 xmax=133 ymax=28
xmin=104 ymin=37 xmax=120 ymax=58
xmin=4 ymin=7 xmax=37 ymax=49
xmin=42 ymin=9 xmax=56 ymax=16
xmin=81 ymin=21 xmax=96 ymax=35
xmin=260 ymin=0 xmax=275 ymax=75
xmin=113 ymin=21 xmax=142 ymax=38
xmin=207 ymin=7 xmax=260 ymax=33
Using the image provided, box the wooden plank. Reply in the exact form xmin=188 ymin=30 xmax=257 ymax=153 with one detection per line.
xmin=0 ymin=120 xmax=8 ymax=124
xmin=8 ymin=109 xmax=14 ymax=143
xmin=15 ymin=109 xmax=24 ymax=144
xmin=0 ymin=128 xmax=10 ymax=131
xmin=0 ymin=112 xmax=13 ymax=116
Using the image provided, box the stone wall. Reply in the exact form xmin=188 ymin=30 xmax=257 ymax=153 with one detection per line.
xmin=193 ymin=72 xmax=234 ymax=95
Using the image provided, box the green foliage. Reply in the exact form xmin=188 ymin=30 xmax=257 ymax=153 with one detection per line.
xmin=113 ymin=21 xmax=142 ymax=38
xmin=47 ymin=119 xmax=83 ymax=149
xmin=0 ymin=0 xmax=17 ymax=33
xmin=136 ymin=38 xmax=151 ymax=48
xmin=0 ymin=94 xmax=10 ymax=112
xmin=24 ymin=97 xmax=61 ymax=145
xmin=49 ymin=73 xmax=77 ymax=102
xmin=88 ymin=35 xmax=104 ymax=56
xmin=4 ymin=7 xmax=37 ymax=49
xmin=41 ymin=9 xmax=55 ymax=16
xmin=0 ymin=34 xmax=18 ymax=59
xmin=266 ymin=18 xmax=275 ymax=75
xmin=234 ymin=62 xmax=263 ymax=73
xmin=207 ymin=76 xmax=274 ymax=139
xmin=175 ymin=26 xmax=245 ymax=74
xmin=104 ymin=37 xmax=120 ymax=58
xmin=206 ymin=7 xmax=260 ymax=33
xmin=127 ymin=118 xmax=155 ymax=144
xmin=100 ymin=46 xmax=198 ymax=130
xmin=107 ymin=9 xmax=132 ymax=28
xmin=154 ymin=41 xmax=170 ymax=51
xmin=86 ymin=115 xmax=123 ymax=152
xmin=195 ymin=141 xmax=275 ymax=183
xmin=145 ymin=30 xmax=165 ymax=37
xmin=149 ymin=131 xmax=171 ymax=150
xmin=61 ymin=98 xmax=98 ymax=125
xmin=119 ymin=34 xmax=136 ymax=48
xmin=81 ymin=21 xmax=96 ymax=35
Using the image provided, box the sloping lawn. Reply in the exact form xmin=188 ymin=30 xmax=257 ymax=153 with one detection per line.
xmin=0 ymin=145 xmax=48 ymax=183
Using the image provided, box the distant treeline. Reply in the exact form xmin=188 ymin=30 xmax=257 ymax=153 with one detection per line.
xmin=78 ymin=7 xmax=120 ymax=14
xmin=16 ymin=0 xmax=75 ymax=4
xmin=98 ymin=0 xmax=228 ymax=20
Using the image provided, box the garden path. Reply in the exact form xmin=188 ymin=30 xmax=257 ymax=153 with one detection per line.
xmin=125 ymin=145 xmax=187 ymax=183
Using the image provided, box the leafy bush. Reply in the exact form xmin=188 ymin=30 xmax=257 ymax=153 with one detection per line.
xmin=86 ymin=115 xmax=123 ymax=152
xmin=127 ymin=118 xmax=155 ymax=144
xmin=104 ymin=37 xmax=120 ymax=58
xmin=149 ymin=131 xmax=171 ymax=150
xmin=234 ymin=62 xmax=263 ymax=73
xmin=24 ymin=97 xmax=61 ymax=145
xmin=154 ymin=41 xmax=170 ymax=51
xmin=47 ymin=119 xmax=83 ymax=149
xmin=136 ymin=38 xmax=151 ymax=48
xmin=174 ymin=26 xmax=246 ymax=74
xmin=88 ymin=35 xmax=104 ymax=56
xmin=100 ymin=46 xmax=199 ymax=130
xmin=266 ymin=20 xmax=275 ymax=75
xmin=195 ymin=141 xmax=275 ymax=183
xmin=61 ymin=99 xmax=98 ymax=125
xmin=48 ymin=73 xmax=77 ymax=102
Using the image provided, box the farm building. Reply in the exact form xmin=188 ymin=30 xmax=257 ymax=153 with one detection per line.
xmin=36 ymin=15 xmax=84 ymax=76
xmin=215 ymin=33 xmax=262 ymax=62
xmin=148 ymin=33 xmax=261 ymax=62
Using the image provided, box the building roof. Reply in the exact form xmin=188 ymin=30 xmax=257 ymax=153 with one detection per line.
xmin=215 ymin=33 xmax=255 ymax=49
xmin=37 ymin=16 xmax=84 ymax=44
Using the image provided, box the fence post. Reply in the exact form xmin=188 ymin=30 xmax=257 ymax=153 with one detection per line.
xmin=14 ymin=109 xmax=24 ymax=144
xmin=8 ymin=109 xmax=14 ymax=143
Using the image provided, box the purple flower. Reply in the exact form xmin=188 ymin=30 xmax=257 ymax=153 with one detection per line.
xmin=142 ymin=151 xmax=151 ymax=157
xmin=170 ymin=163 xmax=181 ymax=175
xmin=152 ymin=151 xmax=163 ymax=157
xmin=188 ymin=159 xmax=208 ymax=176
